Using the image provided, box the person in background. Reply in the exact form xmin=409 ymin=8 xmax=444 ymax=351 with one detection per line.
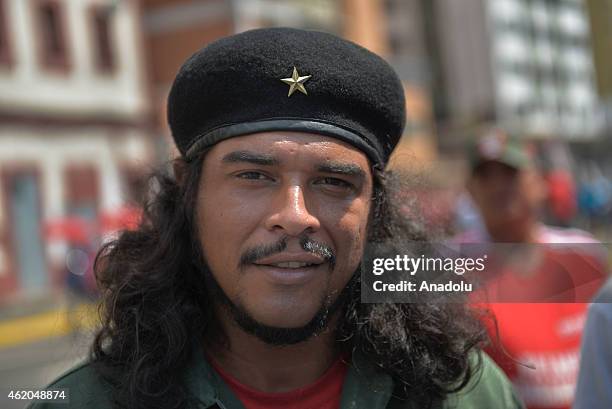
xmin=573 ymin=277 xmax=612 ymax=409
xmin=454 ymin=191 xmax=486 ymax=235
xmin=539 ymin=141 xmax=577 ymax=228
xmin=577 ymin=164 xmax=612 ymax=234
xmin=456 ymin=127 xmax=607 ymax=409
xmin=544 ymin=169 xmax=577 ymax=227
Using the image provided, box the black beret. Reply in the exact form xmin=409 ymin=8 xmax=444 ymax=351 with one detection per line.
xmin=167 ymin=27 xmax=406 ymax=166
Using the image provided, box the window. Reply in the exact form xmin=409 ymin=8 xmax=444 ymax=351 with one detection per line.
xmin=90 ymin=5 xmax=116 ymax=73
xmin=0 ymin=0 xmax=12 ymax=67
xmin=36 ymin=0 xmax=70 ymax=71
xmin=65 ymin=164 xmax=99 ymax=220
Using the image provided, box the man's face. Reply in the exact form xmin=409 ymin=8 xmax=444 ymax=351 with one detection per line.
xmin=196 ymin=131 xmax=373 ymax=338
xmin=468 ymin=161 xmax=544 ymax=235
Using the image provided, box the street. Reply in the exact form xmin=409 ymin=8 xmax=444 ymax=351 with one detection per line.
xmin=0 ymin=333 xmax=92 ymax=409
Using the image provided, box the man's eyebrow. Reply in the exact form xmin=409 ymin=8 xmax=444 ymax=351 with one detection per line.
xmin=221 ymin=151 xmax=279 ymax=166
xmin=316 ymin=161 xmax=366 ymax=178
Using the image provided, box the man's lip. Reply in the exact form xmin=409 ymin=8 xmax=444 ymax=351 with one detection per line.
xmin=251 ymin=263 xmax=322 ymax=286
xmin=253 ymin=252 xmax=325 ymax=266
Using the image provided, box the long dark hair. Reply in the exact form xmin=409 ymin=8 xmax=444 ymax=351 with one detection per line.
xmin=91 ymin=153 xmax=487 ymax=409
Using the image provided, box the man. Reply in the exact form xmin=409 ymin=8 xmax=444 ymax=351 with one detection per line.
xmin=30 ymin=28 xmax=522 ymax=409
xmin=574 ymin=277 xmax=612 ymax=409
xmin=457 ymin=128 xmax=607 ymax=409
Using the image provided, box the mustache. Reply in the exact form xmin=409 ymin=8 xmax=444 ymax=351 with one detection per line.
xmin=239 ymin=235 xmax=336 ymax=270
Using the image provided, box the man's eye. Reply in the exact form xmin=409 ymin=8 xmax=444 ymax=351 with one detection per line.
xmin=236 ymin=172 xmax=271 ymax=180
xmin=316 ymin=177 xmax=353 ymax=189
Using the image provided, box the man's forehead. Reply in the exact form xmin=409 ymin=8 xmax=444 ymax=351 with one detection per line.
xmin=209 ymin=132 xmax=372 ymax=168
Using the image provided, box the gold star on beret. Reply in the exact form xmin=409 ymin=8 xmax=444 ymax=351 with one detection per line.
xmin=280 ymin=67 xmax=311 ymax=97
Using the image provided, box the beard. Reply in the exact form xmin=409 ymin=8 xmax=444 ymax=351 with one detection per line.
xmin=195 ymin=235 xmax=356 ymax=346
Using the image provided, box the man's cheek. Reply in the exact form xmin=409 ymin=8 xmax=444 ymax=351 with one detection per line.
xmin=336 ymin=221 xmax=365 ymax=269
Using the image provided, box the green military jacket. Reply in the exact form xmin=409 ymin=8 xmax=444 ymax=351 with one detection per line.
xmin=28 ymin=347 xmax=523 ymax=409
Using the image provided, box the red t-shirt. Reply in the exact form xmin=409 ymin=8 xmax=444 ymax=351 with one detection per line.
xmin=484 ymin=303 xmax=588 ymax=409
xmin=210 ymin=356 xmax=349 ymax=409
xmin=457 ymin=225 xmax=607 ymax=409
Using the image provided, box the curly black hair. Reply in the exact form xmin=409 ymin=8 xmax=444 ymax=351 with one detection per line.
xmin=91 ymin=153 xmax=488 ymax=409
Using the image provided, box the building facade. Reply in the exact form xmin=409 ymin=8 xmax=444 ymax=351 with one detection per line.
xmin=0 ymin=0 xmax=154 ymax=301
xmin=586 ymin=0 xmax=612 ymax=134
xmin=429 ymin=0 xmax=602 ymax=146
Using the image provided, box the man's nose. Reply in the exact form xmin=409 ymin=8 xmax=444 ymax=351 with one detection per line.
xmin=264 ymin=184 xmax=321 ymax=236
